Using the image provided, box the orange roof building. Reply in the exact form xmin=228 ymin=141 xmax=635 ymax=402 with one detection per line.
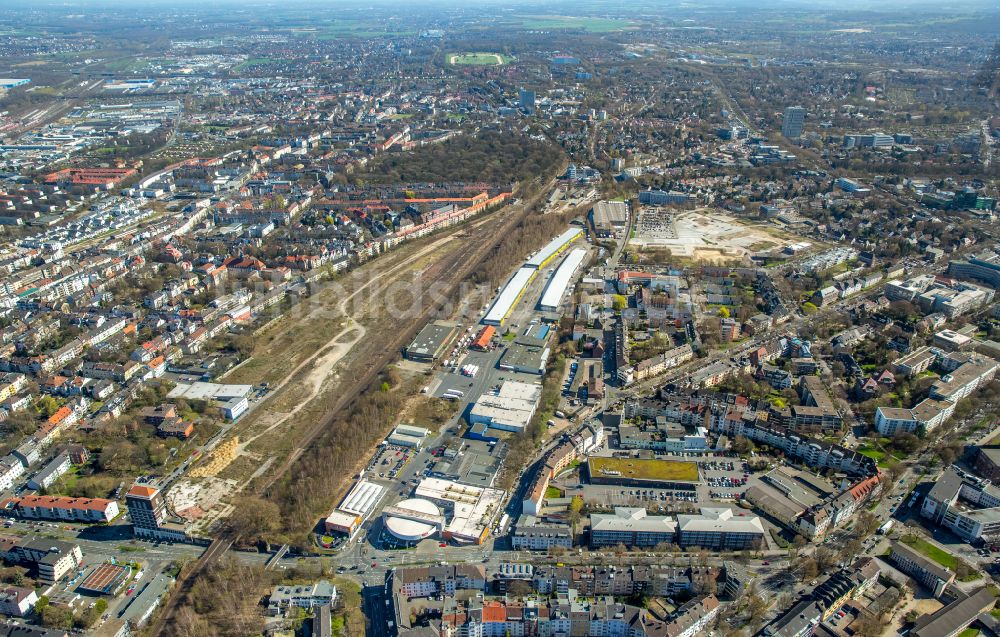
xmin=2 ymin=495 xmax=119 ymax=523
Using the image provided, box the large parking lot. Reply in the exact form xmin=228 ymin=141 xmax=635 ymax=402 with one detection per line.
xmin=701 ymin=458 xmax=751 ymax=501
xmin=366 ymin=444 xmax=416 ymax=482
xmin=554 ymin=450 xmax=764 ymax=510
xmin=569 ymin=483 xmax=702 ymax=513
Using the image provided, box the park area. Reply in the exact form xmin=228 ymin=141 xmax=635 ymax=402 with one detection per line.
xmin=587 ymin=457 xmax=700 ymax=483
xmin=447 ymin=52 xmax=510 ymax=66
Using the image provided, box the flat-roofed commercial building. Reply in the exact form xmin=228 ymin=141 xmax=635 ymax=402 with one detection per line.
xmin=676 ymin=507 xmax=765 ymax=550
xmin=469 ymin=381 xmax=542 ymax=433
xmin=387 ymin=424 xmax=430 ymax=449
xmin=499 ymin=336 xmax=550 ymax=375
xmin=79 ymin=563 xmax=131 ymax=596
xmin=414 ymin=477 xmax=504 ymax=545
xmin=948 ymin=252 xmax=1000 ymax=289
xmin=512 ymin=515 xmax=573 ymax=551
xmin=590 ymin=507 xmax=677 ymax=548
xmin=921 ymin=467 xmax=1000 ymax=543
xmin=975 ymin=447 xmax=1000 ymax=482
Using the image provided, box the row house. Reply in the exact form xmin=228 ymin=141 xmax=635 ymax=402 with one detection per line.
xmin=81 ymin=360 xmax=143 ymax=383
xmin=82 ymin=316 xmax=129 ymax=347
xmin=1 ymin=495 xmax=119 ymax=523
xmin=393 ymin=564 xmax=488 ymax=600
xmin=711 ymin=403 xmax=876 ymax=477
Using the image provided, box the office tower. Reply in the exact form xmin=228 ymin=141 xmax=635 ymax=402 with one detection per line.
xmin=519 ymin=88 xmax=535 ymax=113
xmin=782 ymin=106 xmax=805 ymax=138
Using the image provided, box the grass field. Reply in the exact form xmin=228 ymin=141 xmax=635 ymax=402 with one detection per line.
xmin=858 ymin=446 xmax=886 ymax=462
xmin=900 ymin=535 xmax=980 ymax=581
xmin=588 ymin=457 xmax=699 ymax=483
xmin=447 ymin=52 xmax=510 ymax=66
xmin=514 ymin=15 xmax=635 ymax=32
xmin=901 ymin=535 xmax=958 ymax=569
xmin=233 ymin=58 xmax=279 ymax=72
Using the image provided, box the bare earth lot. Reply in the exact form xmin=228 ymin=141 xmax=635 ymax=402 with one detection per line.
xmin=630 ymin=207 xmax=792 ymax=262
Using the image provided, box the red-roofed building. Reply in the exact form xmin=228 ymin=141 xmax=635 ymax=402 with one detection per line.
xmin=1 ymin=495 xmax=119 ymax=523
xmin=481 ymin=601 xmax=507 ymax=623
xmin=44 ymin=167 xmax=137 ymax=191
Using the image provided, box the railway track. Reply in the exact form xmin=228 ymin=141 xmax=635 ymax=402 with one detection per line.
xmin=146 ymin=533 xmax=235 ymax=637
xmin=252 ymin=192 xmax=537 ymax=497
xmin=152 ymin=173 xmax=559 ymax=636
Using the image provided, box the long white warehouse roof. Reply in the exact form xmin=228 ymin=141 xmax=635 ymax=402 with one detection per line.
xmin=539 ymin=248 xmax=587 ymax=311
xmin=483 ymin=267 xmax=536 ymax=325
xmin=338 ymin=480 xmax=385 ymax=517
xmin=525 ymin=228 xmax=583 ymax=269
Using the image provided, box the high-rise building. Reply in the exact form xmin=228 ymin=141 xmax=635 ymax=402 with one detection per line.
xmin=519 ymin=88 xmax=535 ymax=113
xmin=126 ymin=484 xmax=166 ymax=538
xmin=126 ymin=483 xmax=187 ymax=541
xmin=782 ymin=106 xmax=805 ymax=138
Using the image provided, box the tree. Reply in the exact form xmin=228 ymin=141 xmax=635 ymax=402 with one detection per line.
xmin=854 ymin=512 xmax=879 ymax=537
xmin=884 ymin=460 xmax=905 ymax=485
xmin=225 ymin=496 xmax=280 ymax=542
xmin=40 ymin=604 xmax=74 ymax=630
xmin=36 ymin=395 xmax=61 ymax=418
xmin=507 ymin=580 xmax=533 ymax=597
xmin=746 ymin=583 xmax=769 ymax=622
xmin=799 ymin=558 xmax=819 ymax=582
xmin=732 ymin=435 xmax=755 ymax=455
xmin=815 ymin=547 xmax=838 ymax=570
xmin=568 ymin=495 xmax=584 ymax=532
xmin=612 ymin=295 xmax=627 ymax=312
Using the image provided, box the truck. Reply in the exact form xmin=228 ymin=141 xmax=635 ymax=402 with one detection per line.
xmin=878 ymin=520 xmax=894 ymax=535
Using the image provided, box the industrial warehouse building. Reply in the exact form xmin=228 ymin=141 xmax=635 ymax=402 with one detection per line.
xmin=167 ymin=381 xmax=251 ymax=420
xmin=387 ymin=424 xmax=430 ymax=448
xmin=525 ymin=228 xmax=583 ymax=269
xmin=590 ymin=200 xmax=629 ymax=237
xmin=468 ymin=381 xmax=542 ymax=433
xmin=481 ymin=226 xmax=584 ymax=326
xmin=483 ymin=267 xmax=536 ymax=326
xmin=499 ymin=335 xmax=550 ymax=375
xmin=539 ymin=248 xmax=587 ymax=312
xmin=404 ymin=321 xmax=458 ymax=362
